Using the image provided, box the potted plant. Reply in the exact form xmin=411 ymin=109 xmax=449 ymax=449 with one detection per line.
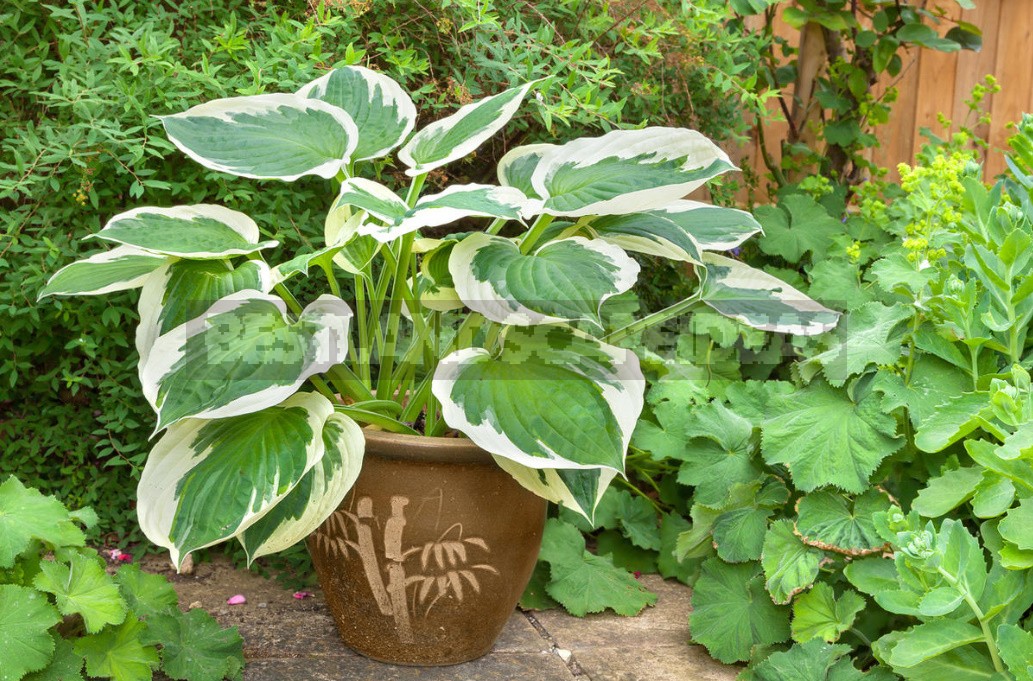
xmin=40 ymin=66 xmax=837 ymax=665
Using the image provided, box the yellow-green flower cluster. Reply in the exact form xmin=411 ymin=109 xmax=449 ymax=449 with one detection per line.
xmin=897 ymin=149 xmax=975 ymax=263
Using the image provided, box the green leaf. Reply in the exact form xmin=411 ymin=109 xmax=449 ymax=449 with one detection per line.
xmin=874 ymin=632 xmax=995 ymax=680
xmin=999 ymin=499 xmax=1033 ymax=551
xmin=113 ymin=564 xmax=178 ymax=620
xmin=0 ymin=584 xmax=61 ymax=681
xmin=74 ymin=617 xmax=159 ymax=681
xmin=533 ymin=127 xmax=735 ymax=217
xmin=801 ymin=303 xmax=911 ymax=386
xmin=879 ymin=620 xmax=983 ymax=668
xmin=238 ymin=412 xmax=364 ymax=563
xmin=433 ymin=325 xmax=643 ymax=520
xmin=713 ymin=505 xmax=774 ymax=563
xmin=753 ymin=639 xmax=855 ymax=681
xmin=142 ymin=292 xmax=351 ymax=430
xmin=689 ymin=557 xmax=790 ymax=664
xmin=161 ymin=93 xmax=358 ymax=181
xmin=87 ymin=205 xmax=277 ymax=259
xmin=399 ymin=81 xmax=538 ymax=176
xmin=867 ymin=253 xmax=937 ymax=295
xmin=497 ymin=143 xmax=554 ymax=199
xmin=701 ymin=253 xmax=840 ymax=335
xmin=914 ymin=392 xmax=991 ymax=453
xmin=595 ymin=530 xmax=658 ymax=573
xmin=450 ymin=233 xmax=638 ymax=326
xmin=844 ymin=556 xmax=898 ymax=597
xmin=795 ymin=489 xmax=891 ymax=555
xmin=0 ymin=476 xmax=85 ymax=568
xmin=872 ymin=356 xmax=971 ymax=429
xmin=806 ymin=257 xmax=873 ymax=310
xmin=997 ymin=624 xmax=1033 ymax=681
xmin=33 ymin=553 xmax=127 ymax=633
xmin=762 ymin=520 xmax=824 ymax=604
xmin=23 ymin=637 xmax=84 ymax=681
xmin=611 ymin=491 xmax=661 ymax=551
xmin=537 ymin=519 xmax=657 ymax=616
xmin=38 ymin=246 xmax=165 ymax=299
xmin=137 ymin=392 xmax=334 ymax=568
xmin=755 ymin=194 xmax=841 ymax=264
xmin=657 ymin=513 xmax=696 ymax=583
xmin=519 ymin=561 xmax=559 ymax=610
xmin=145 ymin=610 xmax=243 ymax=681
xmin=760 ymin=380 xmax=902 ymax=493
xmin=297 ymin=66 xmax=415 ymax=161
xmin=791 ymin=583 xmax=865 ymax=643
xmin=913 ymin=467 xmax=983 ymax=517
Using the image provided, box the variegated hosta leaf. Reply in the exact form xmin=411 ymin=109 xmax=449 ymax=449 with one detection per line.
xmin=589 ymin=213 xmax=704 ymax=264
xmin=38 ymin=245 xmax=165 ymax=299
xmin=398 ymin=81 xmax=539 ymax=176
xmin=323 ymin=204 xmax=379 ymax=278
xmin=405 ymin=239 xmax=464 ymax=315
xmin=238 ymin=412 xmax=364 ymax=563
xmin=530 ymin=127 xmax=735 ymax=217
xmin=297 ymin=66 xmax=416 ymax=161
xmin=700 ymin=253 xmax=839 ymax=335
xmin=432 ymin=325 xmax=644 ymax=514
xmin=137 ymin=392 xmax=334 ymax=569
xmin=86 ymin=205 xmax=277 ymax=259
xmin=449 ymin=233 xmax=639 ymax=326
xmin=136 ymin=259 xmax=274 ymax=369
xmin=491 ymin=456 xmax=617 ymax=522
xmin=141 ymin=291 xmax=353 ymax=430
xmin=497 ymin=143 xmax=555 ymax=199
xmin=337 ymin=180 xmax=528 ymax=243
xmin=160 ymin=94 xmax=359 ymax=181
xmin=648 ymin=200 xmax=763 ymax=251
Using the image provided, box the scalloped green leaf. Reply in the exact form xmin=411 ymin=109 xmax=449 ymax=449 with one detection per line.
xmin=0 ymin=585 xmax=61 ymax=681
xmin=33 ymin=553 xmax=127 ymax=634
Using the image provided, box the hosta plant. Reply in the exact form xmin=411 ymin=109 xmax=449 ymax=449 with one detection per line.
xmin=0 ymin=476 xmax=243 ymax=681
xmin=40 ymin=66 xmax=835 ymax=570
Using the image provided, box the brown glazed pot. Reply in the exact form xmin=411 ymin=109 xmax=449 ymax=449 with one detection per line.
xmin=307 ymin=428 xmax=547 ymax=666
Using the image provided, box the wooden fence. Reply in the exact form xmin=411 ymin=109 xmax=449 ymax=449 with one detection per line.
xmin=737 ymin=0 xmax=1033 ymax=190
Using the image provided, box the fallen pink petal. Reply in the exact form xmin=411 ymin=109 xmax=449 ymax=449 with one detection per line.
xmin=226 ymin=594 xmax=247 ymax=605
xmin=292 ymin=591 xmax=313 ymax=600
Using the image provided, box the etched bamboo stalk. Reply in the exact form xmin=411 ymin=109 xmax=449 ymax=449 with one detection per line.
xmin=384 ymin=495 xmax=415 ymax=643
xmin=352 ymin=497 xmax=392 ymax=617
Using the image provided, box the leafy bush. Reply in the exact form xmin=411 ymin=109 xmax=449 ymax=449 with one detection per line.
xmin=1 ymin=0 xmax=769 ymax=541
xmin=0 ymin=476 xmax=243 ymax=681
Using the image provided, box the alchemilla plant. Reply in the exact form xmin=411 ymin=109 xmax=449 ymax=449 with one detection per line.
xmin=40 ymin=66 xmax=835 ymax=569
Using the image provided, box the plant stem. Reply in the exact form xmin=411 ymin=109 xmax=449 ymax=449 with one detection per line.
xmin=519 ymin=214 xmax=556 ymax=254
xmin=308 ymin=375 xmax=338 ymax=403
xmin=273 ymin=283 xmax=304 ymax=315
xmin=604 ymin=296 xmax=703 ymax=344
xmin=354 ymin=275 xmax=372 ymax=386
xmin=486 ymin=217 xmax=507 ymax=235
xmin=334 ymin=405 xmax=420 ymax=435
xmin=614 ymin=477 xmax=665 ymax=514
xmin=936 ymin=567 xmax=1005 ymax=673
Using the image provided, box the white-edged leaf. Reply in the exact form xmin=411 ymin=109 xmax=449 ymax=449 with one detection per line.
xmin=86 ymin=204 xmax=277 ymax=258
xmin=398 ymin=81 xmax=539 ymax=176
xmin=238 ymin=412 xmax=364 ymax=563
xmin=700 ymin=253 xmax=839 ymax=335
xmin=137 ymin=392 xmax=333 ymax=569
xmin=450 ymin=233 xmax=639 ymax=326
xmin=160 ymin=93 xmax=358 ymax=181
xmin=498 ymin=143 xmax=555 ymax=200
xmin=297 ymin=66 xmax=416 ymax=161
xmin=589 ymin=213 xmax=704 ymax=264
xmin=649 ymin=200 xmax=763 ymax=251
xmin=323 ymin=204 xmax=379 ymax=277
xmin=491 ymin=456 xmax=616 ymax=522
xmin=531 ymin=127 xmax=735 ymax=217
xmin=141 ymin=291 xmax=352 ymax=430
xmin=38 ymin=245 xmax=165 ymax=299
xmin=354 ymin=184 xmax=529 ymax=243
xmin=136 ymin=259 xmax=274 ymax=370
xmin=332 ymin=177 xmax=410 ymax=224
xmin=433 ymin=324 xmax=644 ymax=486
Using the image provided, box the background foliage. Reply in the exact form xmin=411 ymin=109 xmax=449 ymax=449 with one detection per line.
xmin=0 ymin=0 xmax=769 ymax=542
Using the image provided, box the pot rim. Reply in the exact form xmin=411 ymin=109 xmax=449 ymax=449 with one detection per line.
xmin=362 ymin=427 xmax=492 ymax=464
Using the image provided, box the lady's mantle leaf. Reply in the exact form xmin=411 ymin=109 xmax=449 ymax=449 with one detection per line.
xmin=791 ymin=582 xmax=866 ymax=643
xmin=795 ymin=489 xmax=891 ymax=555
xmin=0 ymin=477 xmax=85 ymax=568
xmin=145 ymin=610 xmax=243 ymax=681
xmin=74 ymin=617 xmax=159 ymax=681
xmin=760 ymin=380 xmax=902 ymax=493
xmin=33 ymin=553 xmax=127 ymax=633
xmin=537 ymin=519 xmax=656 ymax=617
xmin=114 ymin=564 xmax=178 ymax=620
xmin=0 ymin=584 xmax=61 ymax=681
xmin=689 ymin=557 xmax=790 ymax=664
xmin=800 ymin=302 xmax=911 ymax=386
xmin=752 ymin=639 xmax=893 ymax=681
xmin=762 ymin=520 xmax=823 ymax=604
xmin=24 ymin=637 xmax=84 ymax=681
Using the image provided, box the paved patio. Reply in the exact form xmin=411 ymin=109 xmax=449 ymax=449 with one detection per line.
xmin=159 ymin=557 xmax=738 ymax=681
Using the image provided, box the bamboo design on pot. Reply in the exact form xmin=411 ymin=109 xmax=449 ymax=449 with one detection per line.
xmin=315 ymin=494 xmax=499 ymax=643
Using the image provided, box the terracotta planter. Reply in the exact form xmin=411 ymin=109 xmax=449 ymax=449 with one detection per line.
xmin=308 ymin=429 xmax=547 ymax=665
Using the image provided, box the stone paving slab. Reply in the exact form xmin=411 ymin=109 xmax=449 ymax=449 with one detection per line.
xmin=151 ymin=557 xmax=737 ymax=681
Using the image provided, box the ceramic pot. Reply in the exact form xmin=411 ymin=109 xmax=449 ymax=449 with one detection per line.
xmin=308 ymin=428 xmax=547 ymax=666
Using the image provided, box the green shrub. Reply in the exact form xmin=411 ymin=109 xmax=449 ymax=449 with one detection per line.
xmin=1 ymin=0 xmax=768 ymax=541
